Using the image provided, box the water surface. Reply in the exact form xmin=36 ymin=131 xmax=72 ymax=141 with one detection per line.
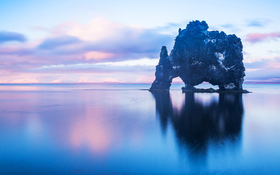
xmin=0 ymin=84 xmax=280 ymax=174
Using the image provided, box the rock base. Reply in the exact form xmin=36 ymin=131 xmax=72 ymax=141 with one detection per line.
xmin=182 ymin=87 xmax=251 ymax=93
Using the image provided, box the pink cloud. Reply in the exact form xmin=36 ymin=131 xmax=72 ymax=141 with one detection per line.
xmin=84 ymin=51 xmax=114 ymax=60
xmin=11 ymin=78 xmax=40 ymax=84
xmin=245 ymin=32 xmax=280 ymax=44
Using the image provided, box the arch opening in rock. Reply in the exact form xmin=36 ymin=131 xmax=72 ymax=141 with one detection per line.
xmin=195 ymin=82 xmax=218 ymax=89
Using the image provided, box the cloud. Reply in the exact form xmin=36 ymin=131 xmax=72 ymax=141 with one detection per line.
xmin=5 ymin=18 xmax=280 ymax=83
xmin=0 ymin=55 xmax=158 ymax=83
xmin=11 ymin=78 xmax=40 ymax=84
xmin=70 ymin=18 xmax=173 ymax=61
xmin=245 ymin=32 xmax=280 ymax=44
xmin=0 ymin=31 xmax=27 ymax=44
xmin=31 ymin=18 xmax=174 ymax=63
xmin=245 ymin=57 xmax=280 ymax=69
xmin=38 ymin=35 xmax=81 ymax=50
xmin=0 ymin=18 xmax=173 ymax=77
xmin=30 ymin=58 xmax=157 ymax=74
xmin=84 ymin=51 xmax=114 ymax=60
xmin=0 ymin=46 xmax=32 ymax=56
xmin=245 ymin=57 xmax=280 ymax=82
xmin=245 ymin=68 xmax=280 ymax=82
xmin=154 ymin=21 xmax=187 ymax=32
xmin=221 ymin=24 xmax=234 ymax=29
xmin=219 ymin=23 xmax=240 ymax=33
xmin=246 ymin=20 xmax=266 ymax=27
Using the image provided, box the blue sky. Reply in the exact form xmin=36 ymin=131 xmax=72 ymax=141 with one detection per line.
xmin=0 ymin=0 xmax=280 ymax=83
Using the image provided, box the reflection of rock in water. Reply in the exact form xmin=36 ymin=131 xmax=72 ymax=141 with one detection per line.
xmin=152 ymin=91 xmax=173 ymax=135
xmin=151 ymin=92 xmax=243 ymax=158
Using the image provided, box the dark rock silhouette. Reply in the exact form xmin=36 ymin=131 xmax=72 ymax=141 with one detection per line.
xmin=150 ymin=20 xmax=246 ymax=91
xmin=150 ymin=46 xmax=174 ymax=90
xmin=151 ymin=91 xmax=243 ymax=157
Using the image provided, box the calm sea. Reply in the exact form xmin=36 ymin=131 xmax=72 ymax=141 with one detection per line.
xmin=0 ymin=83 xmax=280 ymax=174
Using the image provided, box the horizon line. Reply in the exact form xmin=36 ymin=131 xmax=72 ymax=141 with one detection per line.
xmin=0 ymin=81 xmax=280 ymax=85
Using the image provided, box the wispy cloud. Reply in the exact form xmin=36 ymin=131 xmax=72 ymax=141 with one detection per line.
xmin=245 ymin=32 xmax=280 ymax=44
xmin=245 ymin=57 xmax=280 ymax=69
xmin=221 ymin=24 xmax=234 ymax=29
xmin=245 ymin=19 xmax=268 ymax=28
xmin=154 ymin=21 xmax=187 ymax=32
xmin=219 ymin=23 xmax=241 ymax=33
xmin=38 ymin=35 xmax=82 ymax=50
xmin=245 ymin=57 xmax=280 ymax=82
xmin=30 ymin=58 xmax=157 ymax=75
xmin=245 ymin=68 xmax=280 ymax=82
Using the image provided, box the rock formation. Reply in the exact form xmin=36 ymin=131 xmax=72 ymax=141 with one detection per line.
xmin=149 ymin=46 xmax=174 ymax=90
xmin=150 ymin=20 xmax=246 ymax=91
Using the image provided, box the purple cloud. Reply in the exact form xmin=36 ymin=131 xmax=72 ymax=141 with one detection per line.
xmin=245 ymin=57 xmax=280 ymax=68
xmin=0 ymin=31 xmax=27 ymax=43
xmin=34 ymin=28 xmax=173 ymax=63
xmin=38 ymin=35 xmax=82 ymax=50
xmin=245 ymin=32 xmax=280 ymax=44
xmin=84 ymin=29 xmax=174 ymax=60
xmin=245 ymin=57 xmax=280 ymax=82
xmin=245 ymin=68 xmax=280 ymax=82
xmin=0 ymin=47 xmax=33 ymax=56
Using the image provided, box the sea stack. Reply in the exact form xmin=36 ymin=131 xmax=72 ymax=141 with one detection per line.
xmin=150 ymin=20 xmax=246 ymax=92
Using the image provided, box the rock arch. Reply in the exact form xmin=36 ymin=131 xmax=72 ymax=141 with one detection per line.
xmin=150 ymin=20 xmax=245 ymax=91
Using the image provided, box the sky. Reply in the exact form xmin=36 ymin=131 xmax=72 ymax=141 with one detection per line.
xmin=0 ymin=0 xmax=280 ymax=84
